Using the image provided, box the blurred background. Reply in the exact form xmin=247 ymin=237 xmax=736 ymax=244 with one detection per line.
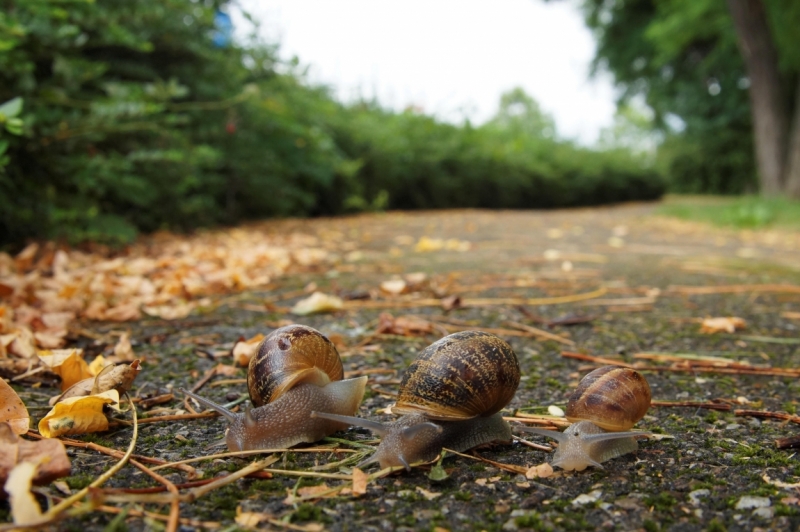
xmin=1 ymin=0 xmax=798 ymax=248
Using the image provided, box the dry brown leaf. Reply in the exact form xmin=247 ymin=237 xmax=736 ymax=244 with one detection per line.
xmin=290 ymin=292 xmax=344 ymax=315
xmin=380 ymin=279 xmax=407 ymax=295
xmin=102 ymin=303 xmax=142 ymax=322
xmin=525 ymin=462 xmax=554 ymax=479
xmin=440 ymin=295 xmax=462 ymax=311
xmin=0 ymin=379 xmax=29 ymax=435
xmin=700 ymin=316 xmax=746 ymax=334
xmin=377 ymin=313 xmax=434 ymax=336
xmin=235 ymin=507 xmax=273 ymax=527
xmin=37 ymin=348 xmax=93 ymax=391
xmin=53 ymin=360 xmax=141 ymax=404
xmin=232 ymin=334 xmax=266 ymax=366
xmin=0 ymin=423 xmax=71 ymax=486
xmin=38 ymin=389 xmax=119 ymax=438
xmin=351 ymin=467 xmax=368 ymax=496
xmin=4 ymin=460 xmax=43 ymax=525
xmin=112 ymin=332 xmax=134 ymax=361
xmin=283 ymin=483 xmax=334 ymax=504
xmin=142 ymin=302 xmax=196 ymax=320
xmin=416 ymin=486 xmax=442 ymax=500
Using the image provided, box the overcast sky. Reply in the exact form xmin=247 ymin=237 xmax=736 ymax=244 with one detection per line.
xmin=234 ymin=0 xmax=618 ymax=145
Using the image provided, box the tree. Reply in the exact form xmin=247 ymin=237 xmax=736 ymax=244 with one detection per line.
xmin=581 ymin=0 xmax=800 ymax=197
xmin=726 ymin=0 xmax=800 ymax=197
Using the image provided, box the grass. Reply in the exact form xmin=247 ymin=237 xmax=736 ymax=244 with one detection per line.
xmin=658 ymin=195 xmax=800 ymax=229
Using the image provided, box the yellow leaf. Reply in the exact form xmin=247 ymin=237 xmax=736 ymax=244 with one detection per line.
xmin=37 ymin=348 xmax=92 ymax=391
xmin=699 ymin=316 xmax=746 ymax=334
xmin=290 ymin=292 xmax=343 ymax=315
xmin=232 ymin=333 xmax=265 ymax=366
xmin=88 ymin=355 xmax=107 ymax=376
xmin=4 ymin=461 xmax=43 ymax=525
xmin=38 ymin=390 xmax=119 ymax=438
xmin=0 ymin=379 xmax=29 ymax=435
xmin=352 ymin=467 xmax=368 ymax=496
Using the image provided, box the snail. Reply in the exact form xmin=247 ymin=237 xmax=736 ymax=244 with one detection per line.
xmin=181 ymin=324 xmax=367 ymax=451
xmin=311 ymin=331 xmax=520 ymax=470
xmin=519 ymin=365 xmax=652 ymax=471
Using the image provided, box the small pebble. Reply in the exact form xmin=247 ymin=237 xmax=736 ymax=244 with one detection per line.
xmin=572 ymin=489 xmax=602 ymax=506
xmin=735 ymin=495 xmax=771 ymax=510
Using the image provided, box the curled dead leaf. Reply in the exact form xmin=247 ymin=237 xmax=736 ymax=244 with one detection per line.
xmin=4 ymin=460 xmax=43 ymax=525
xmin=0 ymin=422 xmax=71 ymax=486
xmin=0 ymin=379 xmax=29 ymax=435
xmin=377 ymin=313 xmax=434 ymax=336
xmin=700 ymin=316 xmax=746 ymax=334
xmin=291 ymin=292 xmax=343 ymax=315
xmin=51 ymin=360 xmax=141 ymax=405
xmin=38 ymin=389 xmax=120 ymax=438
xmin=37 ymin=348 xmax=93 ymax=391
xmin=232 ymin=333 xmax=266 ymax=366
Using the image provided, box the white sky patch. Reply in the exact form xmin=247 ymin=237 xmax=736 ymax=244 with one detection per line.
xmin=233 ymin=0 xmax=618 ymax=145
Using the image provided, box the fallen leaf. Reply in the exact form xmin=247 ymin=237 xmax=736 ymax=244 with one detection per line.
xmin=37 ymin=349 xmax=92 ymax=391
xmin=235 ymin=507 xmax=273 ymax=527
xmin=232 ymin=334 xmax=266 ymax=366
xmin=4 ymin=461 xmax=43 ymax=525
xmin=52 ymin=360 xmax=141 ymax=404
xmin=112 ymin=333 xmax=134 ymax=361
xmin=283 ymin=483 xmax=334 ymax=504
xmin=352 ymin=467 xmax=368 ymax=496
xmin=142 ymin=302 xmax=196 ymax=320
xmin=290 ymin=292 xmax=343 ymax=315
xmin=416 ymin=486 xmax=442 ymax=500
xmin=376 ymin=313 xmax=434 ymax=336
xmin=380 ymin=279 xmax=407 ymax=295
xmin=88 ymin=355 xmax=107 ymax=375
xmin=700 ymin=316 xmax=746 ymax=334
xmin=0 ymin=423 xmax=71 ymax=486
xmin=38 ymin=389 xmax=120 ymax=438
xmin=440 ymin=295 xmax=462 ymax=311
xmin=525 ymin=463 xmax=554 ymax=479
xmin=0 ymin=379 xmax=29 ymax=435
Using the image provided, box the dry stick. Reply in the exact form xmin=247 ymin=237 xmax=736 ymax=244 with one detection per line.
xmin=339 ymin=286 xmax=609 ymax=310
xmin=775 ymin=434 xmax=800 ymax=450
xmin=150 ymin=447 xmax=356 ymax=472
xmin=734 ymin=409 xmax=800 ymax=425
xmin=650 ymin=400 xmax=733 ymax=411
xmin=560 ymin=351 xmax=629 ymax=367
xmin=25 ymin=432 xmax=197 ymax=477
xmin=94 ymin=505 xmax=219 ymax=529
xmin=668 ymin=284 xmax=800 ymax=295
xmin=0 ymin=394 xmax=140 ymax=532
xmin=137 ymin=411 xmax=218 ymax=424
xmin=503 ymin=320 xmax=575 ymax=346
xmin=443 ymin=448 xmax=529 ymax=475
xmin=126 ymin=458 xmax=180 ymax=532
xmin=103 ymin=457 xmax=281 ymax=506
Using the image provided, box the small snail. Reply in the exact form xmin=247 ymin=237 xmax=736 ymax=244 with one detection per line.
xmin=181 ymin=325 xmax=367 ymax=451
xmin=312 ymin=331 xmax=520 ymax=470
xmin=519 ymin=365 xmax=652 ymax=471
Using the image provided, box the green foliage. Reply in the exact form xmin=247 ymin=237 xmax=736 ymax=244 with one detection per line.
xmin=658 ymin=195 xmax=800 ymax=229
xmin=582 ymin=0 xmax=760 ymax=194
xmin=0 ymin=2 xmax=663 ymax=248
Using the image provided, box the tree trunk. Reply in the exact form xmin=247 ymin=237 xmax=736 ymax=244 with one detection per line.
xmin=726 ymin=0 xmax=788 ymax=196
xmin=785 ymin=79 xmax=800 ymax=199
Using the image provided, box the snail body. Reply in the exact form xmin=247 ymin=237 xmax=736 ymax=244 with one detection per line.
xmin=520 ymin=365 xmax=652 ymax=471
xmin=312 ymin=331 xmax=520 ymax=470
xmin=182 ymin=325 xmax=367 ymax=451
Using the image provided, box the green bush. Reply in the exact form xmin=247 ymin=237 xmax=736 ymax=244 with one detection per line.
xmin=0 ymin=1 xmax=664 ymax=249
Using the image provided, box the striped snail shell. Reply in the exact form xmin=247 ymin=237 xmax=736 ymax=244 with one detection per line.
xmin=566 ymin=365 xmax=651 ymax=431
xmin=248 ymin=324 xmax=344 ymax=407
xmin=393 ymin=330 xmax=520 ymax=420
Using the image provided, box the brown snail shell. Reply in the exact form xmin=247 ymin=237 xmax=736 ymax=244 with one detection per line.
xmin=565 ymin=365 xmax=651 ymax=431
xmin=393 ymin=330 xmax=520 ymax=421
xmin=247 ymin=324 xmax=344 ymax=407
